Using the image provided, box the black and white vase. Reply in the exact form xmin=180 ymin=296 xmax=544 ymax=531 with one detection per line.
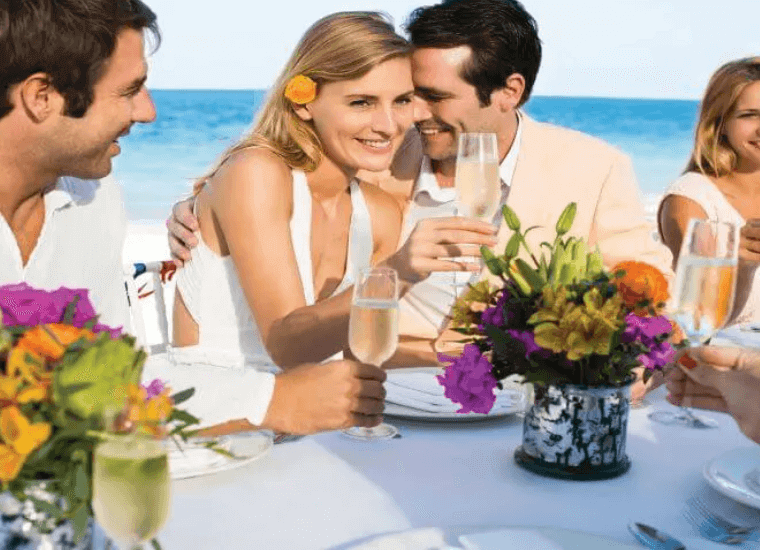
xmin=514 ymin=381 xmax=632 ymax=480
xmin=0 ymin=484 xmax=93 ymax=550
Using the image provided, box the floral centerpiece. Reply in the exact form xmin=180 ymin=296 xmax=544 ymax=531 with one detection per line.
xmin=0 ymin=283 xmax=200 ymax=547
xmin=439 ymin=204 xmax=677 ymax=479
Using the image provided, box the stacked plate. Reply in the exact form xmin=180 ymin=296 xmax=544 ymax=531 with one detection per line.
xmin=384 ymin=367 xmax=527 ymax=421
xmin=168 ymin=432 xmax=273 ymax=479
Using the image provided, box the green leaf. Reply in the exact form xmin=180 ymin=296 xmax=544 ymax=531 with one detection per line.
xmin=151 ymin=538 xmax=164 ymax=550
xmin=170 ymin=409 xmax=201 ymax=425
xmin=171 ymin=388 xmax=195 ymax=406
xmin=555 ymin=202 xmax=577 ymax=236
xmin=514 ymin=258 xmax=546 ymax=291
xmin=504 ymin=233 xmax=520 ymax=258
xmin=502 ymin=204 xmax=521 ymax=231
xmin=73 ymin=462 xmax=90 ymax=501
xmin=481 ymin=246 xmax=502 ymax=276
xmin=61 ymin=295 xmax=82 ymax=324
xmin=71 ymin=503 xmax=91 ymax=543
xmin=27 ymin=496 xmax=65 ymax=519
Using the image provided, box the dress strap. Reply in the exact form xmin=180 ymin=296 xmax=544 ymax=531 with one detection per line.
xmin=336 ymin=179 xmax=373 ymax=295
xmin=290 ymin=170 xmax=316 ymax=305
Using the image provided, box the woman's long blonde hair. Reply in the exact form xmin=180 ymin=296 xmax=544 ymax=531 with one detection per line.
xmin=194 ymin=12 xmax=410 ymax=193
xmin=685 ymin=57 xmax=760 ymax=177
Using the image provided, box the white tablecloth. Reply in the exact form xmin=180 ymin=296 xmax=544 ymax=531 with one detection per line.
xmin=144 ymin=385 xmax=760 ymax=550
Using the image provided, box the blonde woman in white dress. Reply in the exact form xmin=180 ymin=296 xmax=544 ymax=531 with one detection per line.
xmin=659 ymin=57 xmax=760 ymax=326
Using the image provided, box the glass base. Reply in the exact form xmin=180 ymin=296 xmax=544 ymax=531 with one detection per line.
xmin=648 ymin=410 xmax=719 ymax=429
xmin=341 ymin=423 xmax=399 ymax=440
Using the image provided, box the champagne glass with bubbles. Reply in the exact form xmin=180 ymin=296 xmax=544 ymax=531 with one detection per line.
xmin=93 ymin=429 xmax=171 ymax=549
xmin=649 ymin=219 xmax=739 ymax=428
xmin=453 ymin=132 xmax=501 ymax=287
xmin=343 ymin=267 xmax=399 ymax=440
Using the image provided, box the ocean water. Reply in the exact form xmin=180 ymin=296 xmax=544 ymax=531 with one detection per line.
xmin=113 ymin=90 xmax=699 ymax=220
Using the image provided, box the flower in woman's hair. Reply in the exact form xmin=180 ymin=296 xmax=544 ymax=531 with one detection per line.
xmin=437 ymin=344 xmax=498 ymax=414
xmin=611 ymin=261 xmax=669 ymax=312
xmin=284 ymin=75 xmax=317 ymax=105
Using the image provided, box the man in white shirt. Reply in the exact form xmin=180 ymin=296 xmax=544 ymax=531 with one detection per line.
xmin=0 ymin=0 xmax=385 ymax=435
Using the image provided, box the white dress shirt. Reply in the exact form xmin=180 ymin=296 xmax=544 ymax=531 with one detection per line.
xmin=399 ymin=115 xmax=523 ymax=336
xmin=0 ymin=176 xmax=131 ymax=331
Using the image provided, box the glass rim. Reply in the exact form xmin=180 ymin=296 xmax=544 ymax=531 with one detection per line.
xmin=357 ymin=266 xmax=397 ymax=278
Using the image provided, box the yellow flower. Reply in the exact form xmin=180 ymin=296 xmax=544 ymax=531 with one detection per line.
xmin=0 ymin=406 xmax=51 ymax=456
xmin=0 ymin=375 xmax=49 ymax=404
xmin=530 ymin=286 xmax=624 ymax=361
xmin=284 ymin=75 xmax=317 ymax=105
xmin=0 ymin=444 xmax=25 ymax=482
xmin=122 ymin=384 xmax=173 ymax=437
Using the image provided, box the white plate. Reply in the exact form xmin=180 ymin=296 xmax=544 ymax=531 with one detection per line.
xmin=168 ymin=431 xmax=273 ymax=480
xmin=703 ymin=446 xmax=760 ymax=509
xmin=384 ymin=401 xmax=522 ymax=421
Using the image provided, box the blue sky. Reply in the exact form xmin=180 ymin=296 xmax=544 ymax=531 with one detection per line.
xmin=145 ymin=0 xmax=757 ymax=99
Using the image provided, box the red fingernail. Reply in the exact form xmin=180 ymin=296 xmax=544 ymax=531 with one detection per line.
xmin=678 ymin=354 xmax=698 ymax=369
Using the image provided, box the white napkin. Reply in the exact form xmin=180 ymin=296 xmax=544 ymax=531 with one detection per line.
xmin=348 ymin=527 xmax=449 ymax=550
xmin=385 ymin=370 xmax=524 ymax=413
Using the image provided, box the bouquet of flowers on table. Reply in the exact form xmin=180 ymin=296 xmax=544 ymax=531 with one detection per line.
xmin=438 ymin=203 xmax=679 ymax=413
xmin=0 ymin=283 xmax=201 ymax=545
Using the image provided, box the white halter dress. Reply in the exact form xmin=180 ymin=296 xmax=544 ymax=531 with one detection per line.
xmin=174 ymin=170 xmax=373 ymax=372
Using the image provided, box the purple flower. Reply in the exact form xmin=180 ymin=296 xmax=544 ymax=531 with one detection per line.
xmin=621 ymin=313 xmax=671 ymax=347
xmin=478 ymin=289 xmax=513 ymax=331
xmin=142 ymin=379 xmax=167 ymax=399
xmin=506 ymin=329 xmax=547 ymax=359
xmin=437 ymin=344 xmax=498 ymax=414
xmin=0 ymin=283 xmax=122 ymax=336
xmin=638 ymin=341 xmax=676 ymax=371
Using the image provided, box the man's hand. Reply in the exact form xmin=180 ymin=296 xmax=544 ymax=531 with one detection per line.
xmin=167 ymin=197 xmax=199 ymax=266
xmin=261 ymin=360 xmax=387 ymax=435
xmin=383 ymin=217 xmax=498 ymax=285
xmin=666 ymin=347 xmax=760 ymax=443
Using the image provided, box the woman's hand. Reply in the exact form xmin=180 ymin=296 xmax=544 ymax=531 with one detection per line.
xmin=382 ymin=216 xmax=497 ymax=286
xmin=739 ymin=219 xmax=760 ymax=263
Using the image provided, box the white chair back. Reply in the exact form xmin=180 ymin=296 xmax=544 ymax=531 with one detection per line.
xmin=124 ymin=261 xmax=177 ymax=355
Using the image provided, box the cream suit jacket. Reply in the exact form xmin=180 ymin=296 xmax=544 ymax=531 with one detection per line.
xmin=360 ymin=115 xmax=674 ymax=365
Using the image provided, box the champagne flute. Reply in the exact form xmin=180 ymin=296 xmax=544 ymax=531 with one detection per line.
xmin=452 ymin=132 xmax=501 ymax=287
xmin=92 ymin=433 xmax=171 ymax=549
xmin=342 ymin=267 xmax=399 ymax=440
xmin=649 ymin=219 xmax=739 ymax=428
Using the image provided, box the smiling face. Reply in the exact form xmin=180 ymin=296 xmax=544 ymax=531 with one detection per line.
xmin=52 ymin=28 xmax=156 ymax=179
xmin=299 ymin=57 xmax=415 ymax=174
xmin=725 ymin=80 xmax=760 ymax=172
xmin=411 ymin=46 xmax=515 ymax=165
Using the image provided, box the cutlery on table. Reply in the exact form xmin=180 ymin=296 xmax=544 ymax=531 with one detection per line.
xmin=628 ymin=522 xmax=686 ymax=549
xmin=684 ymin=497 xmax=759 ymax=545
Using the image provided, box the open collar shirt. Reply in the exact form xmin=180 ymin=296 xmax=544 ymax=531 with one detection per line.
xmin=399 ymin=114 xmax=523 ymax=336
xmin=0 ymin=176 xmax=131 ymax=331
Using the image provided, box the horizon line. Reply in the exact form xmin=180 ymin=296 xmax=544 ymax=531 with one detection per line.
xmin=146 ymin=88 xmax=700 ymax=103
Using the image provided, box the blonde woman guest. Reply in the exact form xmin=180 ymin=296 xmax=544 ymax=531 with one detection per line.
xmin=172 ymin=12 xmax=496 ymax=371
xmin=659 ymin=57 xmax=760 ymax=326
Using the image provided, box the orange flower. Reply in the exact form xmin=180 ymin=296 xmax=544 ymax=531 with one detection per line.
xmin=16 ymin=324 xmax=95 ymax=362
xmin=0 ymin=444 xmax=25 ymax=482
xmin=121 ymin=384 xmax=173 ymax=437
xmin=0 ymin=406 xmax=51 ymax=456
xmin=612 ymin=261 xmax=669 ymax=312
xmin=284 ymin=75 xmax=317 ymax=105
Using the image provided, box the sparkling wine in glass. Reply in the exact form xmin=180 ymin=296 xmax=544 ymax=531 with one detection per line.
xmin=92 ymin=434 xmax=171 ymax=549
xmin=343 ymin=267 xmax=399 ymax=440
xmin=453 ymin=132 xmax=501 ymax=287
xmin=649 ymin=219 xmax=739 ymax=428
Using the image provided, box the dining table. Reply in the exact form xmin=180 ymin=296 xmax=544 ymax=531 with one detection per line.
xmin=137 ymin=324 xmax=760 ymax=550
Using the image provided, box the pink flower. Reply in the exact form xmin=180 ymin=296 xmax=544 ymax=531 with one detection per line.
xmin=437 ymin=344 xmax=498 ymax=414
xmin=0 ymin=283 xmax=121 ymax=336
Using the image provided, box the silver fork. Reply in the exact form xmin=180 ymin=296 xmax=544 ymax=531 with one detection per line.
xmin=684 ymin=497 xmax=760 ymax=545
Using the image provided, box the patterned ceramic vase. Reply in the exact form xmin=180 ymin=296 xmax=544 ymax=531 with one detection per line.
xmin=0 ymin=484 xmax=93 ymax=550
xmin=514 ymin=381 xmax=632 ymax=480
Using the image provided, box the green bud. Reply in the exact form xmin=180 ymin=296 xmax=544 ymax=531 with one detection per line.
xmin=515 ymin=258 xmax=546 ymax=291
xmin=504 ymin=233 xmax=520 ymax=258
xmin=502 ymin=204 xmax=521 ymax=231
xmin=555 ymin=202 xmax=577 ymax=236
xmin=481 ymin=246 xmax=502 ymax=276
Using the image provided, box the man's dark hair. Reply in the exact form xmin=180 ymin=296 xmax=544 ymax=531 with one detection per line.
xmin=406 ymin=0 xmax=541 ymax=107
xmin=0 ymin=0 xmax=159 ymax=120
